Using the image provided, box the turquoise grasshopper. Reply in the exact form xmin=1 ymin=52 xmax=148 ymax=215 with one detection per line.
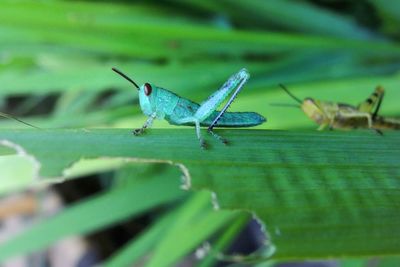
xmin=112 ymin=68 xmax=266 ymax=148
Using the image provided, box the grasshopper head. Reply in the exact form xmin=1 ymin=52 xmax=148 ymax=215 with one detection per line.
xmin=138 ymin=83 xmax=158 ymax=116
xmin=301 ymin=98 xmax=325 ymax=124
xmin=279 ymin=84 xmax=328 ymax=126
xmin=112 ymin=68 xmax=157 ymax=116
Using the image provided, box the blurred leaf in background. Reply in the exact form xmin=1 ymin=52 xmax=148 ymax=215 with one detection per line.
xmin=0 ymin=0 xmax=400 ymax=266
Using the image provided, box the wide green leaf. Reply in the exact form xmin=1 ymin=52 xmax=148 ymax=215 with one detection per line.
xmin=0 ymin=128 xmax=398 ymax=259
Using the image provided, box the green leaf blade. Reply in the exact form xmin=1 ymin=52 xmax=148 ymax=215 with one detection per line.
xmin=0 ymin=129 xmax=398 ymax=259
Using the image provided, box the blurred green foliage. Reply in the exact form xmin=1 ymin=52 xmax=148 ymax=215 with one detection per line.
xmin=1 ymin=0 xmax=400 ymax=266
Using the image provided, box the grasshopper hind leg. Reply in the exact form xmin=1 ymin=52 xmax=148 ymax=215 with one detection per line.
xmin=207 ymin=129 xmax=228 ymax=145
xmin=204 ymin=69 xmax=249 ymax=146
xmin=176 ymin=68 xmax=250 ymax=148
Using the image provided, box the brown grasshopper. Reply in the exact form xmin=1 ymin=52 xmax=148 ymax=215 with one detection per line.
xmin=280 ymin=84 xmax=400 ymax=132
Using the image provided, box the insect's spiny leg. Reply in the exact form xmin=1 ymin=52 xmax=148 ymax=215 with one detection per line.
xmin=208 ymin=76 xmax=247 ymax=132
xmin=208 ymin=129 xmax=228 ymax=145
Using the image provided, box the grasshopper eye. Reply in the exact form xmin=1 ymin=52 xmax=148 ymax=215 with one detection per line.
xmin=144 ymin=83 xmax=152 ymax=96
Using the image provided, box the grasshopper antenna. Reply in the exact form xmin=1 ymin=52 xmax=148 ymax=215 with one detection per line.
xmin=279 ymin=84 xmax=302 ymax=104
xmin=112 ymin=67 xmax=139 ymax=90
xmin=0 ymin=112 xmax=41 ymax=129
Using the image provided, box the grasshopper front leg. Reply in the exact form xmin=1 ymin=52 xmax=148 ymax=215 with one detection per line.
xmin=133 ymin=113 xmax=156 ymax=135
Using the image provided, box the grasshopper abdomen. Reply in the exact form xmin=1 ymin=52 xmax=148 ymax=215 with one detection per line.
xmin=166 ymin=97 xmax=265 ymax=127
